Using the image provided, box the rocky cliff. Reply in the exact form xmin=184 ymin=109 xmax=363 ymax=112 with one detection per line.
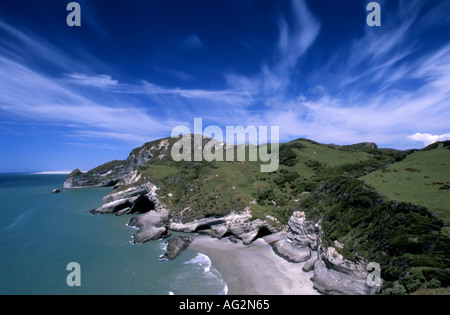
xmin=64 ymin=137 xmax=450 ymax=295
xmin=63 ymin=139 xmax=171 ymax=189
xmin=265 ymin=211 xmax=380 ymax=295
xmin=89 ymin=181 xmax=281 ymax=246
xmin=86 ymin=178 xmax=380 ymax=295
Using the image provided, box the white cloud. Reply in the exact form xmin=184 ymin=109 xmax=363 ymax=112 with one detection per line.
xmin=65 ymin=73 xmax=119 ymax=88
xmin=1 ymin=0 xmax=449 ymax=152
xmin=407 ymin=133 xmax=450 ymax=146
xmin=308 ymin=85 xmax=325 ymax=94
xmin=0 ymin=55 xmax=173 ymax=144
xmin=225 ymin=0 xmax=320 ymax=102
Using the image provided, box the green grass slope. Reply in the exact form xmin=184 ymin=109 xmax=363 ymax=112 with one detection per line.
xmin=101 ymin=136 xmax=449 ymax=294
xmin=362 ymin=143 xmax=450 ymax=236
xmin=134 ymin=138 xmax=391 ymax=224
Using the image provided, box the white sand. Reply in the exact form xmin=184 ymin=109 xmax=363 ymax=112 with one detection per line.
xmin=189 ymin=235 xmax=319 ymax=295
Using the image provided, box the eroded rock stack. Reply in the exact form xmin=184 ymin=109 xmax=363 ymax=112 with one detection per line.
xmin=265 ymin=211 xmax=380 ymax=295
xmin=161 ymin=236 xmax=193 ymax=260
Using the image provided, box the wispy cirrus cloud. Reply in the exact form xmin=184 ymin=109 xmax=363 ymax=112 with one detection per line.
xmin=0 ymin=0 xmax=321 ymax=146
xmin=253 ymin=0 xmax=450 ymax=148
xmin=226 ymin=0 xmax=320 ymax=102
xmin=259 ymin=41 xmax=450 ymax=147
xmin=64 ymin=73 xmax=119 ymax=88
xmin=0 ymin=0 xmax=448 ymax=153
xmin=0 ymin=54 xmax=174 ymax=145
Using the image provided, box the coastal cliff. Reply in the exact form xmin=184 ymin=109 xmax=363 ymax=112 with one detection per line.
xmin=87 ymin=180 xmax=379 ymax=294
xmin=65 ymin=137 xmax=450 ymax=295
xmin=63 ymin=139 xmax=171 ymax=189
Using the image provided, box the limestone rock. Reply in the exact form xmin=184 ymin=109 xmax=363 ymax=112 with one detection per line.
xmin=269 ymin=211 xmax=317 ymax=263
xmin=170 ymin=211 xmax=279 ymax=245
xmin=161 ymin=236 xmax=193 ymax=260
xmin=272 ymin=239 xmax=311 ymax=263
xmin=312 ymin=246 xmax=380 ymax=295
xmin=90 ymin=183 xmax=159 ymax=215
xmin=63 ymin=139 xmax=171 ymax=189
xmin=302 ymin=251 xmax=317 ymax=272
xmin=263 ymin=231 xmax=286 ymax=245
xmin=287 ymin=211 xmax=318 ymax=249
xmin=128 ymin=210 xmax=170 ymax=244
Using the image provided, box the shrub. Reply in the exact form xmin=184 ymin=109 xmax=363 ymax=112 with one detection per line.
xmin=279 ymin=145 xmax=298 ymax=167
xmin=381 ymin=283 xmax=407 ymax=295
xmin=406 ymin=168 xmax=421 ymax=173
xmin=421 ymin=268 xmax=450 ymax=286
xmin=274 ymin=168 xmax=299 ymax=188
xmin=400 ymin=270 xmax=427 ymax=293
xmin=426 ymin=278 xmax=441 ymax=289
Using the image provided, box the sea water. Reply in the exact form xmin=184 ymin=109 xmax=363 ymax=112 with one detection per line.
xmin=0 ymin=173 xmax=227 ymax=295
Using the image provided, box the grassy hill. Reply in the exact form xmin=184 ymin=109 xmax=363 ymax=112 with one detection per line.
xmin=91 ymin=136 xmax=450 ymax=294
xmin=132 ymin=138 xmax=400 ymax=224
xmin=362 ymin=142 xmax=450 ymax=236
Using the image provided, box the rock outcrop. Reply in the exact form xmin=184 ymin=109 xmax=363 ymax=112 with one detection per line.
xmin=266 ymin=211 xmax=381 ymax=295
xmin=312 ymin=247 xmax=379 ymax=295
xmin=90 ymin=183 xmax=159 ymax=215
xmin=63 ymin=139 xmax=171 ymax=189
xmin=269 ymin=211 xmax=318 ymax=263
xmin=63 ymin=165 xmax=128 ymax=189
xmin=89 ymin=179 xmax=280 ymax=247
xmin=127 ymin=209 xmax=170 ymax=244
xmin=89 ymin=182 xmax=170 ymax=244
xmin=76 ymin=165 xmax=382 ymax=295
xmin=65 ymin=136 xmax=387 ymax=295
xmin=170 ymin=210 xmax=280 ymax=245
xmin=161 ymin=236 xmax=193 ymax=260
xmin=89 ymin=180 xmax=381 ymax=295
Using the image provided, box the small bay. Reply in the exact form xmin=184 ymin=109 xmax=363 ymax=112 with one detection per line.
xmin=0 ymin=173 xmax=227 ymax=295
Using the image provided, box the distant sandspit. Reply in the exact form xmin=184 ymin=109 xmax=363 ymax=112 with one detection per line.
xmin=189 ymin=235 xmax=319 ymax=295
xmin=31 ymin=171 xmax=73 ymax=175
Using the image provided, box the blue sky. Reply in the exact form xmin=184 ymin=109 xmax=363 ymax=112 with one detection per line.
xmin=0 ymin=0 xmax=449 ymax=172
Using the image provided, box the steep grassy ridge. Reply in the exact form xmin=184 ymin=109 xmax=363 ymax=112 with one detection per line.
xmin=77 ymin=137 xmax=450 ymax=293
xmin=362 ymin=143 xmax=450 ymax=236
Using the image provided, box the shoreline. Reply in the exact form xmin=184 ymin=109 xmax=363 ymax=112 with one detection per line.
xmin=188 ymin=235 xmax=319 ymax=295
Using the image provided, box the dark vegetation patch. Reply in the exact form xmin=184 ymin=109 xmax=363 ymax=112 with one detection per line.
xmin=298 ymin=176 xmax=450 ymax=289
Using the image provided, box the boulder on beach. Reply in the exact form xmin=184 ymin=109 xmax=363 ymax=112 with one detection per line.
xmin=161 ymin=236 xmax=193 ymax=260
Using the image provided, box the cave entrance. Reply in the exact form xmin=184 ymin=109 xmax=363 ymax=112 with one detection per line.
xmin=254 ymin=226 xmax=273 ymax=240
xmin=130 ymin=195 xmax=155 ymax=214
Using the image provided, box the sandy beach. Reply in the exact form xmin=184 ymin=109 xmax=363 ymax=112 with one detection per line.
xmin=188 ymin=235 xmax=319 ymax=295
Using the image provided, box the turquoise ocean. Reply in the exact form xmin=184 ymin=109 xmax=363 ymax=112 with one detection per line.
xmin=0 ymin=173 xmax=227 ymax=295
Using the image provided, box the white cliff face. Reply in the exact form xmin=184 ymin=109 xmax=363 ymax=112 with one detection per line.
xmin=269 ymin=211 xmax=318 ymax=263
xmin=265 ymin=211 xmax=381 ymax=295
xmin=64 ymin=139 xmax=171 ymax=189
xmin=91 ymin=182 xmax=281 ymax=246
xmin=90 ymin=182 xmax=381 ymax=295
xmin=170 ymin=209 xmax=280 ymax=245
xmin=91 ymin=182 xmax=160 ymax=215
xmin=313 ymin=247 xmax=379 ymax=295
xmin=287 ymin=211 xmax=319 ymax=249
